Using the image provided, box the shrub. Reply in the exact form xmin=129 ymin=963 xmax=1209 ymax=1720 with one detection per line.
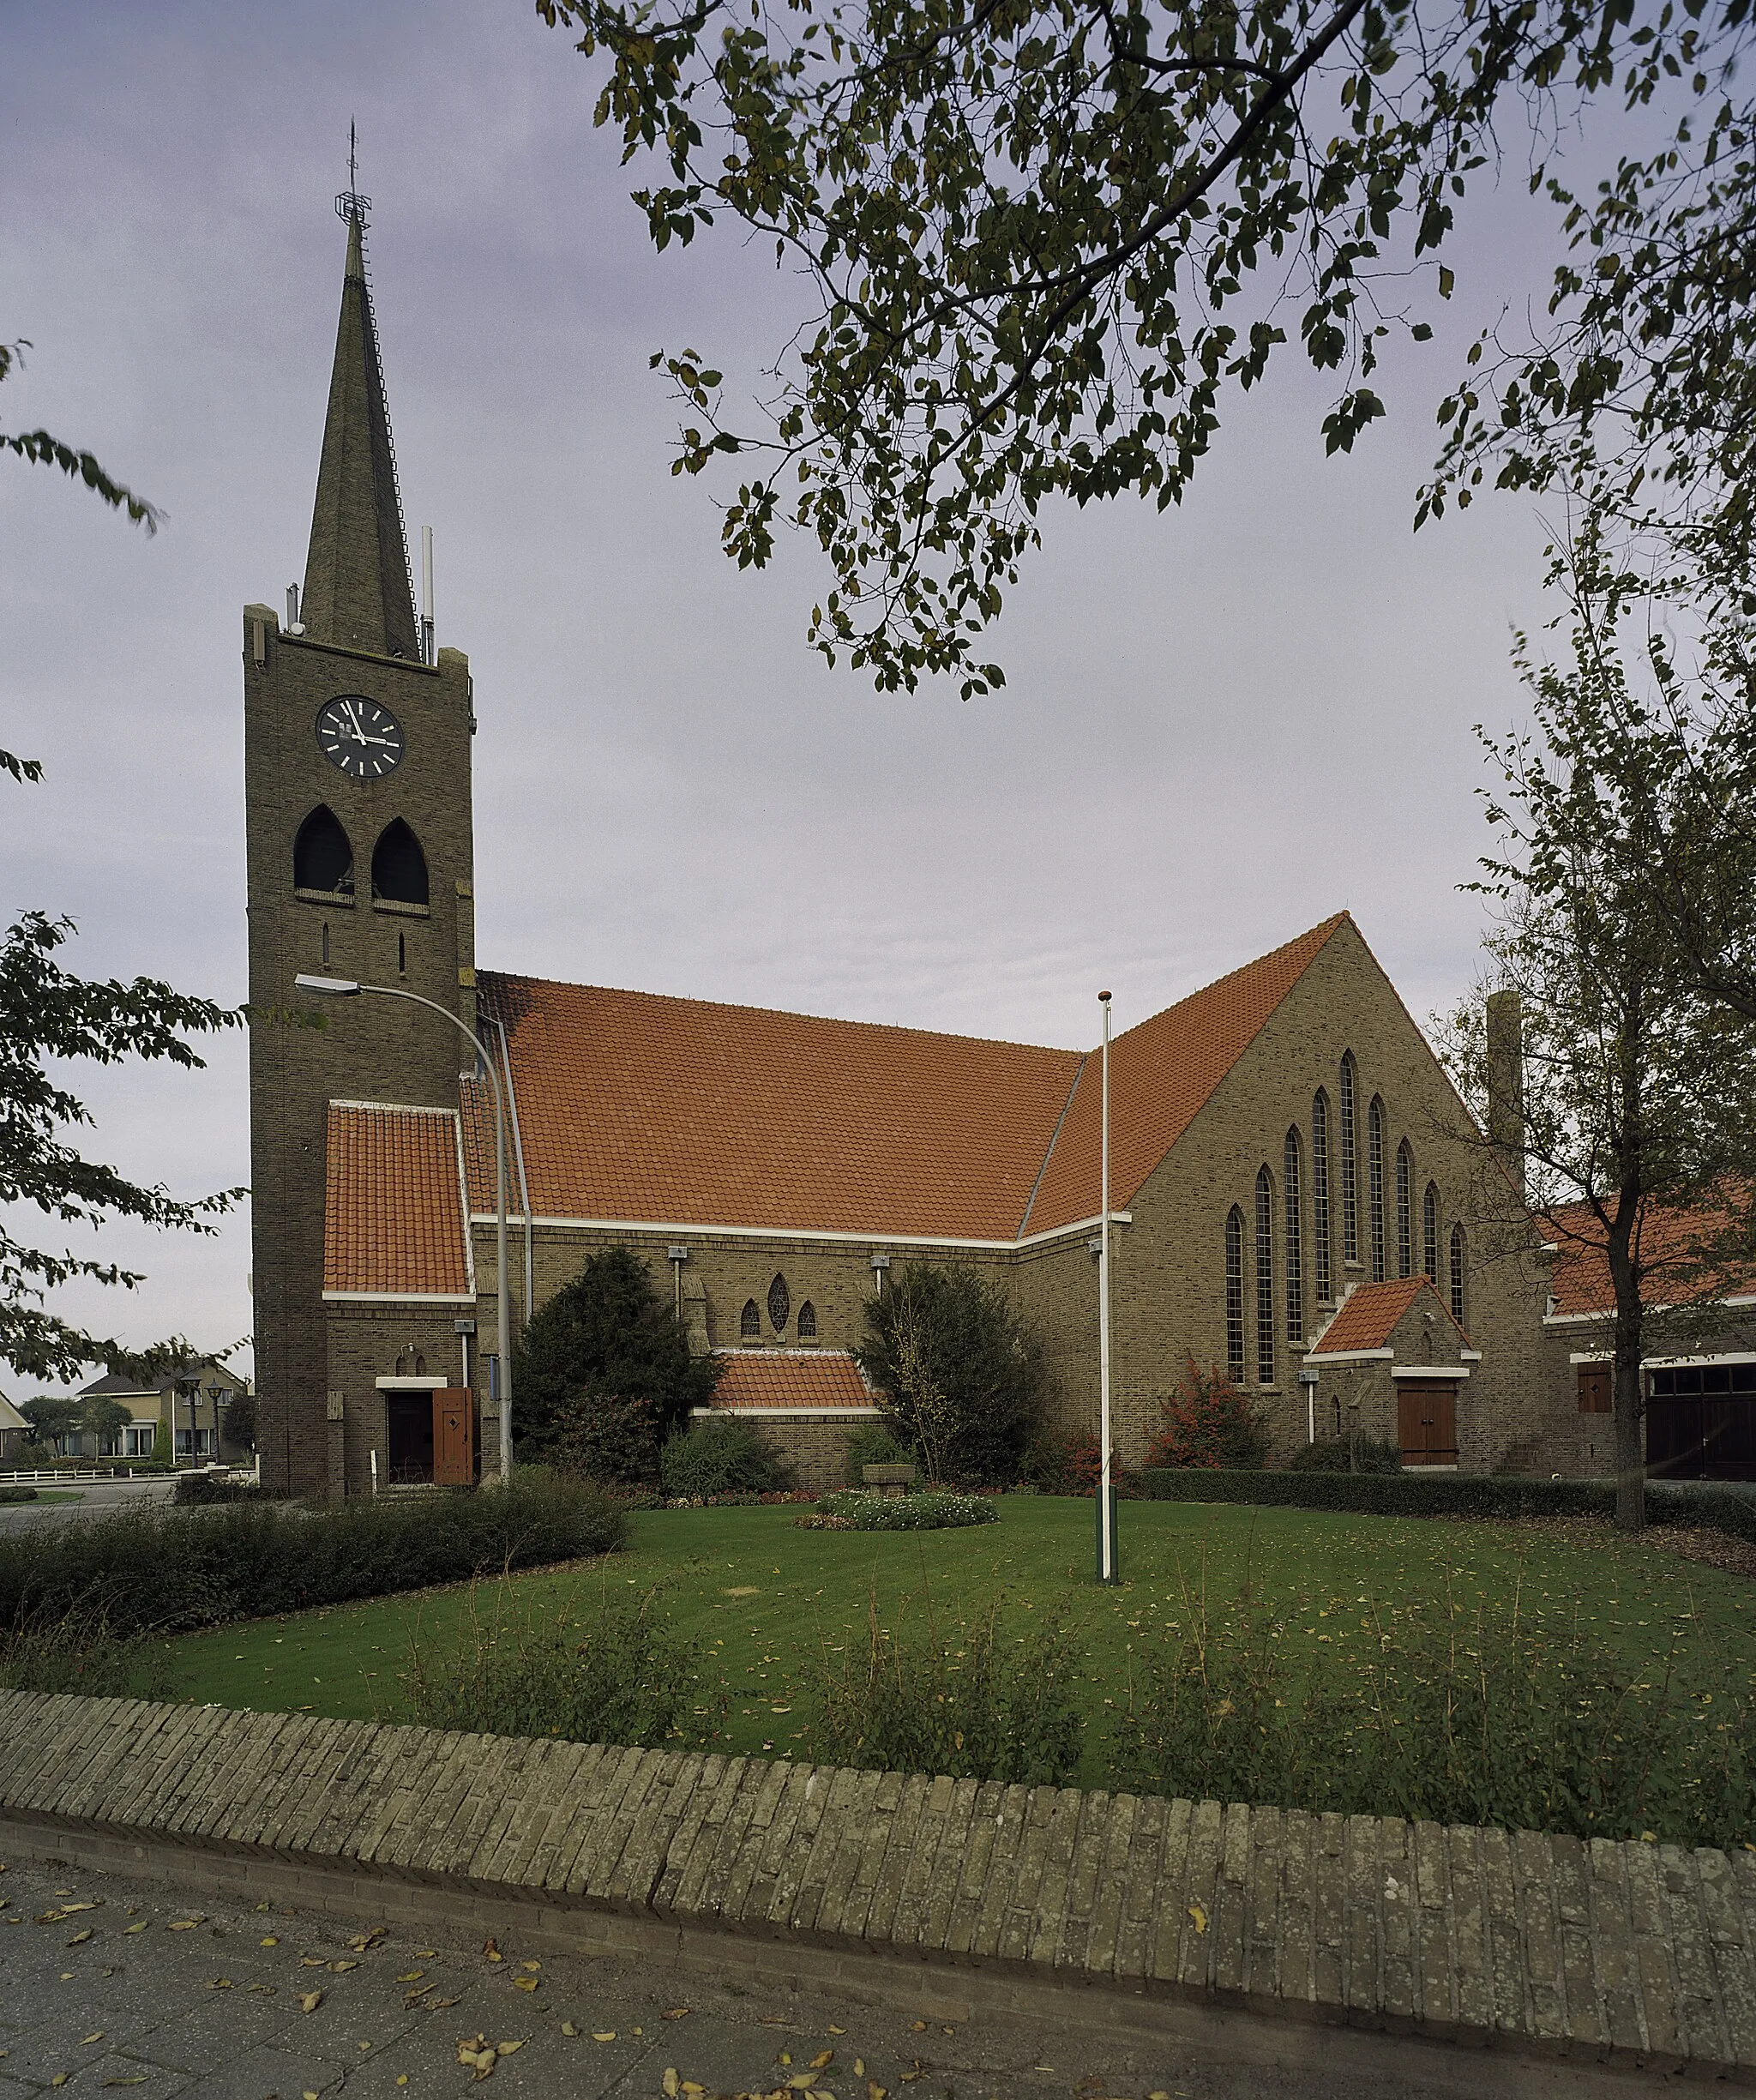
xmin=172 ymin=1471 xmax=275 ymax=1507
xmin=0 ymin=1487 xmax=36 ymax=1505
xmin=1131 ymin=1467 xmax=1756 ymax=1541
xmin=1145 ymin=1358 xmax=1269 ymax=1470
xmin=843 ymin=1422 xmax=913 ymax=1485
xmin=0 ymin=1605 xmax=160 ymax=1700
xmin=803 ymin=1489 xmax=998 ymax=1531
xmin=404 ymin=1586 xmax=705 ymax=1748
xmin=810 ymin=1598 xmax=1082 ymax=1785
xmin=0 ymin=1471 xmax=626 ymax=1639
xmin=855 ymin=1263 xmax=1047 ymax=1485
xmin=550 ymin=1391 xmax=663 ymax=1488
xmin=1110 ymin=1582 xmax=1755 ymax=1849
xmin=513 ymin=1247 xmax=720 ymax=1470
xmin=659 ymin=1417 xmax=791 ymax=1500
xmin=1287 ymin=1437 xmax=1404 ymax=1475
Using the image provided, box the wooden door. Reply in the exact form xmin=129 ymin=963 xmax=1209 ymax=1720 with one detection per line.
xmin=1577 ymin=1365 xmax=1611 ymax=1414
xmin=1397 ymin=1381 xmax=1458 ymax=1465
xmin=431 ymin=1389 xmax=476 ymax=1487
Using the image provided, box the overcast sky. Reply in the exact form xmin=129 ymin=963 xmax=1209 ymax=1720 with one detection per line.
xmin=3 ymin=0 xmax=1650 ymax=1387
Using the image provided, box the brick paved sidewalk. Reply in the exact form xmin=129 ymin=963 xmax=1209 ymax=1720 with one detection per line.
xmin=0 ymin=1854 xmax=1674 ymax=2100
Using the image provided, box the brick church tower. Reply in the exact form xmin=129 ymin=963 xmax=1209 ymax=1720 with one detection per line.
xmin=244 ymin=191 xmax=477 ymax=1495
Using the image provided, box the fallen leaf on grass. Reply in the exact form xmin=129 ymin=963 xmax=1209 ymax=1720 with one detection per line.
xmin=165 ymin=1917 xmax=204 ymax=1931
xmin=513 ymin=1977 xmax=538 ymax=1992
xmin=299 ymin=1990 xmax=323 ymax=2013
xmin=328 ymin=1959 xmax=358 ymax=1971
xmin=66 ymin=1929 xmax=92 ymax=1946
xmin=561 ymin=2021 xmax=579 ymax=2037
xmin=811 ymin=2050 xmax=835 ymax=2067
xmin=260 ymin=1935 xmax=279 ymax=1946
xmin=827 ymin=2025 xmax=845 ymax=2034
xmin=867 ymin=2084 xmax=887 ymax=2100
xmin=81 ymin=2032 xmax=104 ymax=2045
xmin=662 ymin=2071 xmax=679 ymax=2097
xmin=482 ymin=1937 xmax=502 ymax=1962
xmin=663 ymin=2006 xmax=690 ymax=2021
xmin=592 ymin=2030 xmax=616 ymax=2042
xmin=123 ymin=1922 xmax=147 ymax=1935
xmin=396 ymin=1970 xmax=424 ymax=1983
xmin=1188 ymin=1901 xmax=1207 ymax=1935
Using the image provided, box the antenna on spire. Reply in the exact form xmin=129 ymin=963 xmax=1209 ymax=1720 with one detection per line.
xmin=335 ymin=119 xmax=370 ymax=227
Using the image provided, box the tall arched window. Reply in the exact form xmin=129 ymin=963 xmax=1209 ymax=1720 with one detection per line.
xmin=739 ymin=1297 xmax=761 ymax=1340
xmin=293 ymin=805 xmax=353 ymax=894
xmin=767 ymin=1273 xmax=791 ymax=1330
xmin=1368 ymin=1097 xmax=1386 ymax=1280
xmin=371 ymin=819 xmax=429 ymax=906
xmin=1284 ymin=1128 xmax=1304 ymax=1345
xmin=1449 ymin=1224 xmax=1468 ymax=1327
xmin=1254 ymin=1167 xmax=1276 ymax=1386
xmin=1422 ymin=1183 xmax=1440 ymax=1283
xmin=1338 ymin=1055 xmax=1359 ymax=1265
xmin=797 ymin=1300 xmax=817 ymax=1338
xmin=1396 ymin=1140 xmax=1414 ymax=1279
xmin=1224 ymin=1207 xmax=1245 ymax=1384
xmin=1311 ymin=1090 xmax=1332 ymax=1303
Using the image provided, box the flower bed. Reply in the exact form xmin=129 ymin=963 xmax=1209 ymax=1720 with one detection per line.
xmin=797 ymin=1489 xmax=999 ymax=1532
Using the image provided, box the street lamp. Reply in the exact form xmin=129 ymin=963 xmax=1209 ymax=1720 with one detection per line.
xmin=294 ymin=974 xmax=513 ymax=1483
xmin=1097 ymin=990 xmax=1118 ymax=1585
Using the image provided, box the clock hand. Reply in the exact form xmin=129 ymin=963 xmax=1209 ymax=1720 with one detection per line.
xmin=343 ymin=700 xmax=367 ymax=741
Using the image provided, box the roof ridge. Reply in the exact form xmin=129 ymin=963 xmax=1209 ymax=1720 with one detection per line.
xmin=1017 ymin=1052 xmax=1087 ymax=1240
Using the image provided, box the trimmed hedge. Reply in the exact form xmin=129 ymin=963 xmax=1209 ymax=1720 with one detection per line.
xmin=0 ymin=1472 xmax=627 ymax=1638
xmin=1134 ymin=1467 xmax=1756 ymax=1539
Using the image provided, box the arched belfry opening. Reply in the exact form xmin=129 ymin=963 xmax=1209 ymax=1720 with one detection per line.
xmin=371 ymin=818 xmax=428 ymax=906
xmin=293 ymin=805 xmax=353 ymax=894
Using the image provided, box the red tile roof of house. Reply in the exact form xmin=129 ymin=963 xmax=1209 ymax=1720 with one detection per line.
xmin=466 ymin=914 xmax=1350 ymax=1241
xmin=1543 ymin=1196 xmax=1756 ymax=1317
xmin=324 ymin=1103 xmax=472 ymax=1297
xmin=1309 ymin=1275 xmax=1469 ymax=1354
xmin=708 ymin=1351 xmax=877 ymax=1410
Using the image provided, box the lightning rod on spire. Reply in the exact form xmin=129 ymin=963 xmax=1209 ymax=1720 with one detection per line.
xmin=336 ymin=119 xmax=370 ymax=228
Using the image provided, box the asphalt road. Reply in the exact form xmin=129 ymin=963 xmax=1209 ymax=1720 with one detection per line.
xmin=0 ymin=1852 xmax=1673 ymax=2099
xmin=0 ymin=1478 xmax=178 ymax=1534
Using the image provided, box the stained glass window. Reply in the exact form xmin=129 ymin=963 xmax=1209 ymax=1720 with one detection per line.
xmin=1422 ymin=1182 xmax=1440 ymax=1284
xmin=1225 ymin=1208 xmax=1245 ymax=1383
xmin=1396 ymin=1140 xmax=1414 ymax=1279
xmin=797 ymin=1300 xmax=817 ymax=1338
xmin=740 ymin=1298 xmax=760 ymax=1339
xmin=1255 ymin=1167 xmax=1276 ymax=1386
xmin=767 ymin=1273 xmax=791 ymax=1331
xmin=1284 ymin=1128 xmax=1303 ymax=1345
xmin=1312 ymin=1091 xmax=1332 ymax=1302
xmin=1339 ymin=1056 xmax=1359 ymax=1265
xmin=1368 ymin=1096 xmax=1386 ymax=1281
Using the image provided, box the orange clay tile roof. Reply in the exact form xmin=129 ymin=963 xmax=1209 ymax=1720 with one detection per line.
xmin=707 ymin=1351 xmax=877 ymax=1410
xmin=324 ymin=1103 xmax=472 ymax=1297
xmin=1309 ymin=1275 xmax=1470 ymax=1354
xmin=1543 ymin=1195 xmax=1756 ymax=1318
xmin=466 ymin=915 xmax=1350 ymax=1241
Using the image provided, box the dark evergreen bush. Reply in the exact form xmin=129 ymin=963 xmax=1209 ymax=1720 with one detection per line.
xmin=172 ymin=1471 xmax=276 ymax=1506
xmin=513 ymin=1247 xmax=719 ymax=1475
xmin=0 ymin=1472 xmax=626 ymax=1638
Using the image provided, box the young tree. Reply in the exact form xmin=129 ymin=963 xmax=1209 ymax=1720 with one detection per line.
xmin=512 ymin=1246 xmax=720 ymax=1471
xmin=1145 ymin=1358 xmax=1269 ymax=1471
xmin=856 ymin=1263 xmax=1047 ymax=1485
xmin=20 ymin=1395 xmax=78 ymax=1455
xmin=538 ymin=0 xmax=1756 ymax=692
xmin=76 ymin=1394 xmax=131 ymax=1456
xmin=1440 ymin=562 xmax=1756 ymax=1531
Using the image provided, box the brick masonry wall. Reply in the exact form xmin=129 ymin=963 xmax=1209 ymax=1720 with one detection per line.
xmin=1 ymin=1690 xmax=1751 ymax=2078
xmin=246 ymin=605 xmax=477 ymax=1501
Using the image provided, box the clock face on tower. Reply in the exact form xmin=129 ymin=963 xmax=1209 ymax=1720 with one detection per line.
xmin=316 ymin=695 xmax=406 ymax=779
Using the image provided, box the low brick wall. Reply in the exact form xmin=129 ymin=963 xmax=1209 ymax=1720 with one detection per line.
xmin=0 ymin=1690 xmax=1751 ymax=2079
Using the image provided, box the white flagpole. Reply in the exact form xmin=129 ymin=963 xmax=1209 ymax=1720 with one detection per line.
xmin=1098 ymin=989 xmax=1116 ymax=1582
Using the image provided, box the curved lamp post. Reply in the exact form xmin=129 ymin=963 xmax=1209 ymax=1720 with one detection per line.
xmin=294 ymin=974 xmax=512 ymax=1483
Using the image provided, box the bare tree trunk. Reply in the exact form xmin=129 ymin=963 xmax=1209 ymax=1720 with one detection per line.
xmin=1609 ymin=1212 xmax=1646 ymax=1534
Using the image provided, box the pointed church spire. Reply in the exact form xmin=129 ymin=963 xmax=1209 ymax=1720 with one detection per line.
xmin=302 ymin=178 xmax=419 ymax=660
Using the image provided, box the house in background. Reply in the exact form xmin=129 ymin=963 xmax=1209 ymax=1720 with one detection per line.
xmin=0 ymin=1393 xmax=28 ymax=1466
xmin=77 ymin=1360 xmax=253 ymax=1462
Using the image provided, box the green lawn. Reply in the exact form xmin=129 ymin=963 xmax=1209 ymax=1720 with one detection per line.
xmin=159 ymin=1496 xmax=1756 ymax=1781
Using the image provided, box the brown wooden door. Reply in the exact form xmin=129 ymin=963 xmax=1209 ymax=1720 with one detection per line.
xmin=1397 ymin=1381 xmax=1458 ymax=1465
xmin=1578 ymin=1365 xmax=1612 ymax=1414
xmin=432 ymin=1389 xmax=476 ymax=1486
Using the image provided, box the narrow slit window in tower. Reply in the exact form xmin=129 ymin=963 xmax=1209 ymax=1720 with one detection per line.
xmin=1311 ymin=1090 xmax=1332 ymax=1302
xmin=1338 ymin=1055 xmax=1359 ymax=1264
xmin=739 ymin=1298 xmax=761 ymax=1341
xmin=1254 ymin=1167 xmax=1276 ymax=1385
xmin=1284 ymin=1128 xmax=1303 ymax=1345
xmin=1422 ymin=1182 xmax=1440 ymax=1283
xmin=1396 ymin=1140 xmax=1414 ymax=1278
xmin=1368 ymin=1097 xmax=1386 ymax=1281
xmin=1224 ymin=1207 xmax=1245 ymax=1384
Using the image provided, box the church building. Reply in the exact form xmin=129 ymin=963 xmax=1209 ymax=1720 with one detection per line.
xmin=246 ymin=196 xmax=1581 ymax=1499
